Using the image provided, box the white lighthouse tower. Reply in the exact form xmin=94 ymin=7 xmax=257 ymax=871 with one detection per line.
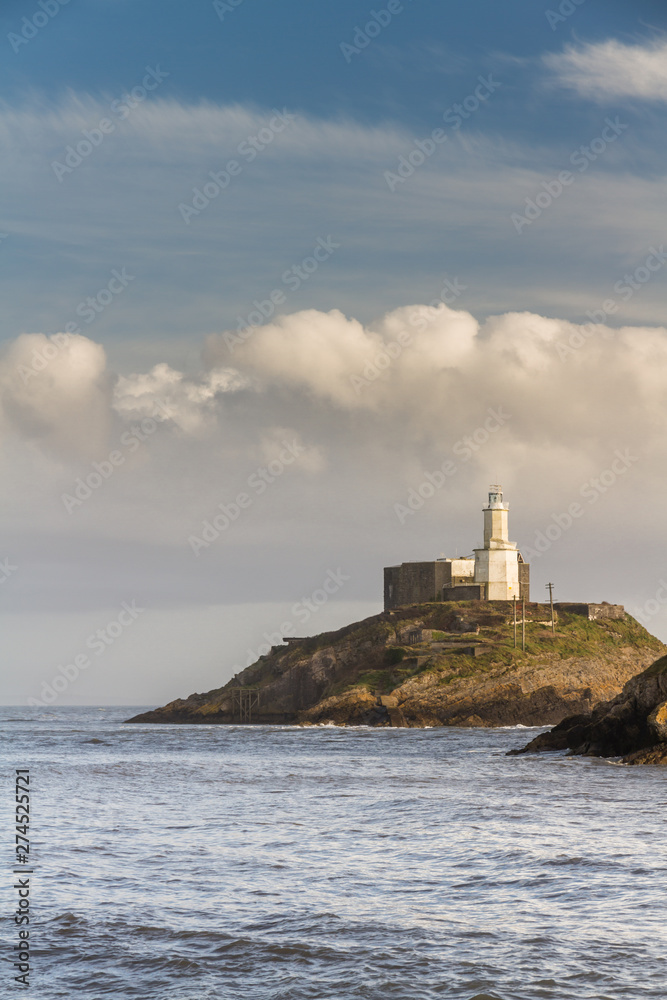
xmin=473 ymin=485 xmax=521 ymax=600
xmin=383 ymin=484 xmax=529 ymax=609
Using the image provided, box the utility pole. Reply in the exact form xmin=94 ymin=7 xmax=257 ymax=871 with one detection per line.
xmin=546 ymin=582 xmax=555 ymax=634
xmin=522 ymin=597 xmax=525 ymax=651
xmin=513 ymin=595 xmax=517 ymax=648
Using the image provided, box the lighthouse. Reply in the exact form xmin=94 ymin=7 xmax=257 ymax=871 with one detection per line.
xmin=383 ymin=485 xmax=530 ymax=609
xmin=473 ymin=485 xmax=521 ymax=600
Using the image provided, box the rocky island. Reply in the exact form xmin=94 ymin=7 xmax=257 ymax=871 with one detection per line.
xmin=128 ymin=489 xmax=667 ymax=747
xmin=126 ymin=600 xmax=665 ymax=729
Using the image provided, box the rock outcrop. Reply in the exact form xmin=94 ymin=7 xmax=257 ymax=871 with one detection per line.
xmin=126 ymin=602 xmax=665 ymax=730
xmin=509 ymin=654 xmax=667 ymax=764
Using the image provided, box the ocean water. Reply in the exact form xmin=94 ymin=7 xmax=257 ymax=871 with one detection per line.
xmin=1 ymin=706 xmax=666 ymax=1000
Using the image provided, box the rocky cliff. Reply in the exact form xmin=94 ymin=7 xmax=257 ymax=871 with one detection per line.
xmin=126 ymin=601 xmax=665 ymax=729
xmin=509 ymin=654 xmax=667 ymax=764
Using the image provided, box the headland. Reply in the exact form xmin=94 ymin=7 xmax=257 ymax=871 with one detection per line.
xmin=126 ymin=600 xmax=665 ymax=728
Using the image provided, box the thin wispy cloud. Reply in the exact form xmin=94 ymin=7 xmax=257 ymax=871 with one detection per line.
xmin=546 ymin=38 xmax=667 ymax=102
xmin=0 ymin=92 xmax=664 ymax=352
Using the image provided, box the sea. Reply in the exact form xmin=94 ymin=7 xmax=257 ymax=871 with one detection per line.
xmin=1 ymin=706 xmax=666 ymax=1000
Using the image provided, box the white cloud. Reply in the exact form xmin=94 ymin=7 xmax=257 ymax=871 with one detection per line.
xmin=204 ymin=304 xmax=482 ymax=410
xmin=3 ymin=305 xmax=667 ymax=700
xmin=113 ymin=363 xmax=249 ymax=433
xmin=4 ymin=305 xmax=667 ymax=482
xmin=546 ymin=38 xmax=667 ymax=102
xmin=0 ymin=333 xmax=111 ymax=458
xmin=205 ymin=303 xmax=667 ymax=467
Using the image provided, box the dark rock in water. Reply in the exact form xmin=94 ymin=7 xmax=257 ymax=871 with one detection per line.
xmin=82 ymin=738 xmax=107 ymax=744
xmin=623 ymin=744 xmax=667 ymax=765
xmin=508 ymin=714 xmax=593 ymax=755
xmin=509 ymin=654 xmax=667 ymax=764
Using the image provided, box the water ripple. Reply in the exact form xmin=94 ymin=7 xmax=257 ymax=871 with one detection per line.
xmin=2 ymin=706 xmax=667 ymax=1000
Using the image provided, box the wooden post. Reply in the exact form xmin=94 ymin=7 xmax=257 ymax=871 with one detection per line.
xmin=546 ymin=582 xmax=555 ymax=634
xmin=231 ymin=687 xmax=260 ymax=722
xmin=522 ymin=598 xmax=525 ymax=651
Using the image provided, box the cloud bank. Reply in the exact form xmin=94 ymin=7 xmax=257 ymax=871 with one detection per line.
xmin=2 ymin=302 xmax=666 ymax=537
xmin=3 ymin=301 xmax=667 ymax=700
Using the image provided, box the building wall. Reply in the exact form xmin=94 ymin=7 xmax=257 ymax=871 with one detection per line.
xmin=446 ymin=558 xmax=475 ymax=577
xmin=384 ymin=561 xmax=451 ymax=609
xmin=444 ymin=558 xmax=475 ymax=586
xmin=384 ymin=557 xmax=530 ymax=608
xmin=473 ymin=548 xmax=520 ymax=600
xmin=384 ymin=561 xmax=489 ymax=609
xmin=554 ymin=603 xmax=624 ymax=621
xmin=383 ymin=490 xmax=530 ymax=608
xmin=430 ymin=557 xmax=476 ymax=588
xmin=484 ymin=507 xmax=509 ymax=546
xmin=442 ymin=585 xmax=485 ymax=601
xmin=383 ymin=566 xmax=403 ymax=610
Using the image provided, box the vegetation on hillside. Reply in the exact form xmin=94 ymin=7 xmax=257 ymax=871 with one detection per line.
xmin=232 ymin=602 xmax=664 ymax=703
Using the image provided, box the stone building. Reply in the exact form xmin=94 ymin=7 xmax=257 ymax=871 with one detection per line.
xmin=384 ymin=486 xmax=530 ymax=610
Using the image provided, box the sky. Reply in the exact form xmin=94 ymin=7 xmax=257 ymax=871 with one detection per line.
xmin=2 ymin=0 xmax=667 ymax=705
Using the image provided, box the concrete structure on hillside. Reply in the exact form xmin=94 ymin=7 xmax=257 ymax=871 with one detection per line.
xmin=384 ymin=485 xmax=530 ymax=610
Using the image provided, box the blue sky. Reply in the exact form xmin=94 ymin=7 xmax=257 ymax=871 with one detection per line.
xmin=2 ymin=0 xmax=667 ymax=357
xmin=0 ymin=0 xmax=662 ymax=120
xmin=3 ymin=0 xmax=667 ymax=704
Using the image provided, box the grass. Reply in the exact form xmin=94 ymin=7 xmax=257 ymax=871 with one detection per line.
xmin=355 ymin=661 xmax=429 ymax=694
xmin=234 ymin=601 xmax=665 ymax=701
xmin=384 ymin=646 xmax=406 ymax=665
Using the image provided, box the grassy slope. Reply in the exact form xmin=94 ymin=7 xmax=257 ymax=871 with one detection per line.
xmin=314 ymin=604 xmax=664 ymax=700
xmin=228 ymin=603 xmax=659 ymax=714
xmin=127 ymin=602 xmax=665 ymax=724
